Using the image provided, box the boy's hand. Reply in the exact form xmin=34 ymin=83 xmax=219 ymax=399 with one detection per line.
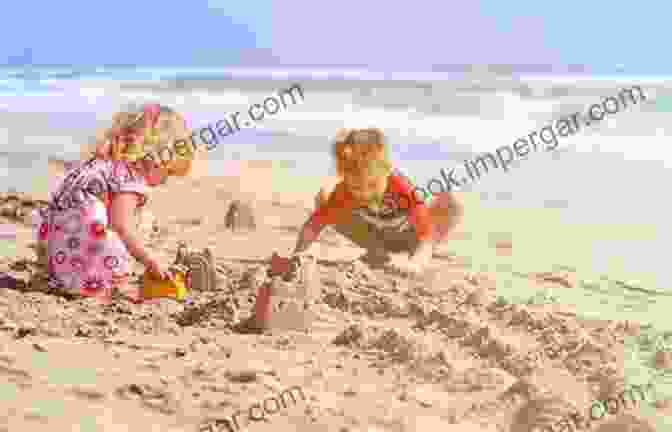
xmin=269 ymin=253 xmax=292 ymax=276
xmin=292 ymin=221 xmax=321 ymax=256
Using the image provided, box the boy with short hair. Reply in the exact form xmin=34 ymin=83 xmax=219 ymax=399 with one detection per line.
xmin=292 ymin=128 xmax=463 ymax=275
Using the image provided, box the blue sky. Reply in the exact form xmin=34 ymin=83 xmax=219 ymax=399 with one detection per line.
xmin=0 ymin=0 xmax=665 ymax=73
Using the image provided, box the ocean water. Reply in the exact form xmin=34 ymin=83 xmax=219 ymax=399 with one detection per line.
xmin=1 ymin=66 xmax=671 ymax=289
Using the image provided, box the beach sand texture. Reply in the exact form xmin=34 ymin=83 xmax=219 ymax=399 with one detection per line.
xmin=0 ymin=157 xmax=667 ymax=431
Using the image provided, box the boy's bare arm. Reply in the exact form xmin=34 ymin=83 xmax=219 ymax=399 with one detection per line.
xmin=292 ymin=219 xmax=324 ymax=255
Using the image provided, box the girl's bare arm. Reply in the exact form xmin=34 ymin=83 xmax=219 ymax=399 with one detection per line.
xmin=108 ymin=193 xmax=151 ymax=265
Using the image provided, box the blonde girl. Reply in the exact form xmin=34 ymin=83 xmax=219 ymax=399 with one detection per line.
xmin=36 ymin=103 xmax=197 ymax=302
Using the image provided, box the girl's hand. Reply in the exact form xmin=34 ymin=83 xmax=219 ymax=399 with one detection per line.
xmin=144 ymin=256 xmax=172 ymax=280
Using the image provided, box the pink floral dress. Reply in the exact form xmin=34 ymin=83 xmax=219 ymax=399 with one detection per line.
xmin=37 ymin=159 xmax=148 ymax=300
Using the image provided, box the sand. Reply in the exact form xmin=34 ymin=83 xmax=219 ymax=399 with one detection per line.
xmin=0 ymin=158 xmax=667 ymax=432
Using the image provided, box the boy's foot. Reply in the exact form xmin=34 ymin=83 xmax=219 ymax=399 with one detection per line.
xmin=388 ymin=260 xmax=423 ymax=277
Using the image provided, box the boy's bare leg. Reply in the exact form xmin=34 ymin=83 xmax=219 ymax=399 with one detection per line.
xmin=379 ymin=193 xmax=463 ymax=275
xmin=428 ymin=192 xmax=464 ymax=243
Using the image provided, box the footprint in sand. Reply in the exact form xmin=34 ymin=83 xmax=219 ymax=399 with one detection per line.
xmin=68 ymin=384 xmax=107 ymax=401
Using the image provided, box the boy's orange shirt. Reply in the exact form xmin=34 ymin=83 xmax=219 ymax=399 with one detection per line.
xmin=308 ymin=172 xmax=433 ymax=241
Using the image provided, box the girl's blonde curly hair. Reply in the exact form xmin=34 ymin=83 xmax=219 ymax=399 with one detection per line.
xmin=87 ymin=104 xmax=202 ymax=177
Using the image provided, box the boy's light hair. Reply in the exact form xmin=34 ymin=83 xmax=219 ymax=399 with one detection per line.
xmin=332 ymin=128 xmax=391 ymax=176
